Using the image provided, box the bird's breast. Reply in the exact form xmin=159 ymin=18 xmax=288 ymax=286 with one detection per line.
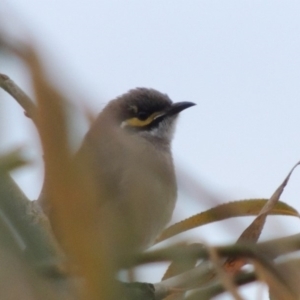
xmin=118 ymin=137 xmax=177 ymax=249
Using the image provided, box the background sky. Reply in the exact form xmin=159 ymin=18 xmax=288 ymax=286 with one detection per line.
xmin=1 ymin=1 xmax=300 ymax=299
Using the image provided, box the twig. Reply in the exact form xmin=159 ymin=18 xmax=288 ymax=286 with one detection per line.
xmin=132 ymin=233 xmax=300 ymax=270
xmin=185 ymin=271 xmax=257 ymax=300
xmin=0 ymin=73 xmax=37 ymax=122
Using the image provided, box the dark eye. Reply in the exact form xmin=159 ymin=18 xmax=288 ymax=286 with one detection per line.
xmin=137 ymin=111 xmax=148 ymax=120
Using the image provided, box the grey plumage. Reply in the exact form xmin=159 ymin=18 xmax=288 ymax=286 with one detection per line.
xmin=39 ymin=88 xmax=195 ymax=257
xmin=78 ymin=89 xmax=178 ymax=250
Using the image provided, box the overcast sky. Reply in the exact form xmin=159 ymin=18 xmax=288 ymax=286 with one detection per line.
xmin=1 ymin=1 xmax=300 ymax=299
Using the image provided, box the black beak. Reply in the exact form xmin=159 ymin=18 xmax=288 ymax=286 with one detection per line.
xmin=167 ymin=101 xmax=196 ymax=116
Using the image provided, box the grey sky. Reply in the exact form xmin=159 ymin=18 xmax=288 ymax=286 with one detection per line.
xmin=1 ymin=1 xmax=300 ymax=298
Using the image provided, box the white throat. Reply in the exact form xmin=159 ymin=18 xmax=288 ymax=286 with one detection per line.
xmin=144 ymin=116 xmax=178 ymax=142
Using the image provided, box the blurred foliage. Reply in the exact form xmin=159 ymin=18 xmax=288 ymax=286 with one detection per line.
xmin=1 ymin=30 xmax=300 ymax=300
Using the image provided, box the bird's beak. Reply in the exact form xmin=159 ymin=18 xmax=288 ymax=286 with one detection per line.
xmin=166 ymin=101 xmax=196 ymax=116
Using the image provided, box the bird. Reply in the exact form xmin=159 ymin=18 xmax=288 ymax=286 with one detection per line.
xmin=74 ymin=88 xmax=195 ymax=254
xmin=38 ymin=88 xmax=195 ymax=259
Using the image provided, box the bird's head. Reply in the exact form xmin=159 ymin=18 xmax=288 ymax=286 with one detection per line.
xmin=102 ymin=88 xmax=195 ymax=143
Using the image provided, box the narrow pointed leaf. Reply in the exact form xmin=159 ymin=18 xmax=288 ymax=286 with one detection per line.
xmin=223 ymin=162 xmax=300 ymax=274
xmin=156 ymin=199 xmax=299 ymax=243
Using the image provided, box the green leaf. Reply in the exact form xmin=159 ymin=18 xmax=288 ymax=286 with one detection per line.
xmin=0 ymin=148 xmax=28 ymax=172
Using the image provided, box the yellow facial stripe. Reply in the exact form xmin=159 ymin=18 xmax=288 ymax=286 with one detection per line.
xmin=122 ymin=112 xmax=164 ymax=128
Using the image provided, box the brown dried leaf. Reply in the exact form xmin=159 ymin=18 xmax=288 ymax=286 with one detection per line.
xmin=223 ymin=162 xmax=300 ymax=273
xmin=254 ymin=260 xmax=297 ymax=300
xmin=17 ymin=43 xmax=118 ymax=300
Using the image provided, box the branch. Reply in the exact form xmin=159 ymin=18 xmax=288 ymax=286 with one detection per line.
xmin=0 ymin=73 xmax=37 ymax=122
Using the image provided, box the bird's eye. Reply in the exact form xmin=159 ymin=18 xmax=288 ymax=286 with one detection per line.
xmin=137 ymin=111 xmax=149 ymax=120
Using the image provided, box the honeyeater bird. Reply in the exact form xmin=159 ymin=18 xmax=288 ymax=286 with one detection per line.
xmin=77 ymin=88 xmax=195 ymax=252
xmin=40 ymin=88 xmax=195 ymax=256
